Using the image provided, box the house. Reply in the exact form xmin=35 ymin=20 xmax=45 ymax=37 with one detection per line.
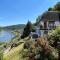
xmin=36 ymin=11 xmax=60 ymax=36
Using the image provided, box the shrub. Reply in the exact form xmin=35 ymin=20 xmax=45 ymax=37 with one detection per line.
xmin=24 ymin=42 xmax=30 ymax=49
xmin=30 ymin=37 xmax=59 ymax=60
xmin=21 ymin=37 xmax=59 ymax=60
xmin=11 ymin=43 xmax=18 ymax=48
xmin=48 ymin=26 xmax=60 ymax=48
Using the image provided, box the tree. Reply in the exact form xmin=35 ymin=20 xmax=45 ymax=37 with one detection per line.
xmin=34 ymin=16 xmax=41 ymax=26
xmin=48 ymin=2 xmax=60 ymax=11
xmin=21 ymin=21 xmax=33 ymax=38
xmin=48 ymin=7 xmax=53 ymax=11
xmin=54 ymin=2 xmax=60 ymax=11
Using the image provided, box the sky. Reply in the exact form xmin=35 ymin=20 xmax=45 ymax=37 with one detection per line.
xmin=0 ymin=0 xmax=60 ymax=26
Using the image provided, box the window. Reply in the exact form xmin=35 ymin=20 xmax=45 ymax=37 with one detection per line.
xmin=48 ymin=21 xmax=54 ymax=29
xmin=40 ymin=21 xmax=44 ymax=29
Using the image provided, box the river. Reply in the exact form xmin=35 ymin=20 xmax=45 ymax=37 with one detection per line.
xmin=0 ymin=31 xmax=15 ymax=42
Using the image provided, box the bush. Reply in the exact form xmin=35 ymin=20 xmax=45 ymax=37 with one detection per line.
xmin=24 ymin=42 xmax=30 ymax=49
xmin=48 ymin=26 xmax=60 ymax=48
xmin=21 ymin=37 xmax=59 ymax=60
xmin=35 ymin=37 xmax=59 ymax=60
xmin=11 ymin=43 xmax=18 ymax=48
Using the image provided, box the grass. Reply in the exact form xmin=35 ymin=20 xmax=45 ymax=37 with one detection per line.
xmin=3 ymin=43 xmax=24 ymax=60
xmin=0 ymin=48 xmax=3 ymax=60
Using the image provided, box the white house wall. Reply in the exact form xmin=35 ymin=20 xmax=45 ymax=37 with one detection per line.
xmin=55 ymin=21 xmax=60 ymax=26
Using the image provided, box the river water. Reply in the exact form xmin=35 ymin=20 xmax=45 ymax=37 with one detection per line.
xmin=0 ymin=31 xmax=15 ymax=42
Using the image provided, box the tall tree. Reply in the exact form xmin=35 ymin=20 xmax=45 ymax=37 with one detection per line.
xmin=21 ymin=21 xmax=33 ymax=38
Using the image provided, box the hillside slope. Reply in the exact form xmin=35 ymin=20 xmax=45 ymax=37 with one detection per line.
xmin=3 ymin=24 xmax=25 ymax=30
xmin=3 ymin=43 xmax=24 ymax=60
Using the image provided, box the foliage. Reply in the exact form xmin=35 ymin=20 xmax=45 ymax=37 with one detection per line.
xmin=3 ymin=43 xmax=24 ymax=60
xmin=21 ymin=37 xmax=59 ymax=60
xmin=21 ymin=49 xmax=29 ymax=58
xmin=54 ymin=2 xmax=60 ymax=11
xmin=3 ymin=36 xmax=60 ymax=60
xmin=0 ymin=42 xmax=4 ymax=45
xmin=48 ymin=7 xmax=53 ymax=11
xmin=24 ymin=42 xmax=30 ymax=49
xmin=48 ymin=26 xmax=60 ymax=48
xmin=11 ymin=43 xmax=18 ymax=48
xmin=21 ymin=21 xmax=33 ymax=38
xmin=34 ymin=16 xmax=41 ymax=26
xmin=48 ymin=2 xmax=60 ymax=11
xmin=0 ymin=48 xmax=3 ymax=60
xmin=3 ymin=24 xmax=25 ymax=30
